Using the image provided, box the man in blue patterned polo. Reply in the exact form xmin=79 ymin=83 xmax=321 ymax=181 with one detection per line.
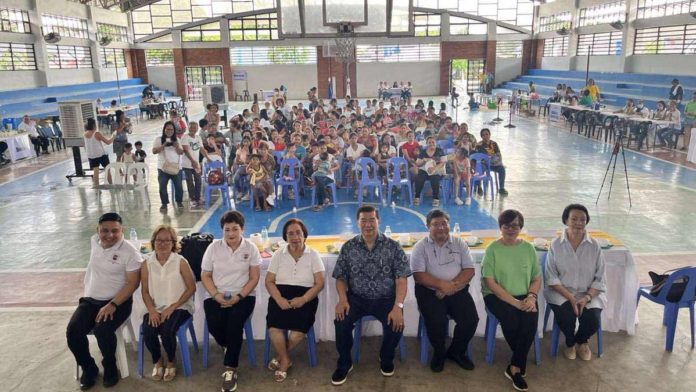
xmin=331 ymin=204 xmax=411 ymax=386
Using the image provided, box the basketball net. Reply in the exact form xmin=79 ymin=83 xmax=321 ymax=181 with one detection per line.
xmin=334 ymin=35 xmax=356 ymax=64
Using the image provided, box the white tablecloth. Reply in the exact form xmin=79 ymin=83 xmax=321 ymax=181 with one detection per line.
xmin=129 ymin=245 xmax=638 ymax=342
xmin=0 ymin=133 xmax=33 ymax=162
xmin=687 ymin=128 xmax=696 ymax=164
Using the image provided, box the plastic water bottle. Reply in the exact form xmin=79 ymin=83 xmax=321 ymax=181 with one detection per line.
xmin=384 ymin=225 xmax=392 ymax=237
xmin=261 ymin=226 xmax=269 ymax=247
xmin=129 ymin=228 xmax=138 ymax=242
xmin=452 ymin=223 xmax=460 ymax=237
xmin=292 ymin=206 xmax=297 ymax=214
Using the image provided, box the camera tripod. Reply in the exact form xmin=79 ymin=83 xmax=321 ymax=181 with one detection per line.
xmin=596 ymin=132 xmax=632 ymax=207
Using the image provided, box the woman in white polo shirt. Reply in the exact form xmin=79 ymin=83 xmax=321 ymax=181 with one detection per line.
xmin=265 ymin=218 xmax=325 ymax=382
xmin=201 ymin=211 xmax=261 ymax=392
xmin=140 ymin=225 xmax=196 ymax=381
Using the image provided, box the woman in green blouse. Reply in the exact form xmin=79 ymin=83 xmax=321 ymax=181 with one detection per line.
xmin=482 ymin=210 xmax=541 ymax=392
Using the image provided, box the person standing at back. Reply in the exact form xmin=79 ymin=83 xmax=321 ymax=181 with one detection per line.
xmin=669 ymin=78 xmax=684 ymax=105
xmin=84 ymin=118 xmax=114 ymax=187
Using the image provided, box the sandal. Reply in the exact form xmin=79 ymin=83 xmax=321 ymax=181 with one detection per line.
xmin=274 ymin=370 xmax=287 ymax=383
xmin=268 ymin=358 xmax=280 ymax=371
xmin=312 ymin=205 xmax=322 ymax=212
xmin=151 ymin=364 xmax=164 ymax=381
xmin=163 ymin=367 xmax=176 ymax=382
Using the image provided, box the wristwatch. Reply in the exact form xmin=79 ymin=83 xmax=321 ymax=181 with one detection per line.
xmin=396 ymin=302 xmax=404 ymax=310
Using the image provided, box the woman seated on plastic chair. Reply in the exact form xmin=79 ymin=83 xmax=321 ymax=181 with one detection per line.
xmin=201 ymin=211 xmax=260 ymax=392
xmin=544 ymin=204 xmax=606 ymax=361
xmin=265 ymin=219 xmax=325 ymax=382
xmin=246 ymin=153 xmax=274 ymax=211
xmin=475 ymin=128 xmax=508 ymax=196
xmin=482 ymin=209 xmax=541 ymax=392
xmin=414 ymin=136 xmax=446 ymax=207
xmin=141 ymin=225 xmax=196 ymax=381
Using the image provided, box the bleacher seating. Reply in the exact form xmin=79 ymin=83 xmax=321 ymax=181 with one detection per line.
xmin=499 ymin=70 xmax=696 ymax=110
xmin=0 ymin=78 xmax=172 ymax=124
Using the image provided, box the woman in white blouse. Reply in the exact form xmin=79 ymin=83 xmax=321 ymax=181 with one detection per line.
xmin=201 ymin=211 xmax=260 ymax=392
xmin=265 ymin=218 xmax=325 ymax=382
xmin=141 ymin=225 xmax=196 ymax=381
xmin=544 ymin=204 xmax=606 ymax=361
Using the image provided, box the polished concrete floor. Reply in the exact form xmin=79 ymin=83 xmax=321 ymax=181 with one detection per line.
xmin=0 ymin=100 xmax=694 ymax=391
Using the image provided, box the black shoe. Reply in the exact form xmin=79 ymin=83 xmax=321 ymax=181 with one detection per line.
xmin=79 ymin=365 xmax=98 ymax=390
xmin=221 ymin=369 xmax=238 ymax=392
xmin=102 ymin=366 xmax=119 ymax=388
xmin=476 ymin=187 xmax=483 ymax=196
xmin=42 ymin=150 xmax=50 ymax=155
xmin=447 ymin=350 xmax=474 ymax=370
xmin=430 ymin=355 xmax=445 ymax=373
xmin=505 ymin=365 xmax=528 ymax=392
xmin=380 ymin=360 xmax=395 ymax=377
xmin=331 ymin=365 xmax=353 ymax=386
xmin=499 ymin=188 xmax=509 ymax=196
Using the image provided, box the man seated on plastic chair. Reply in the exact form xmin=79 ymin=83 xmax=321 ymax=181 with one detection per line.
xmin=544 ymin=204 xmax=606 ymax=361
xmin=475 ymin=128 xmax=508 ymax=196
xmin=331 ymin=205 xmax=411 ymax=386
xmin=411 ymin=209 xmax=479 ymax=373
xmin=66 ymin=213 xmax=141 ymax=390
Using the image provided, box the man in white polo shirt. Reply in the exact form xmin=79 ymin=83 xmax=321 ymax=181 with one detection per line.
xmin=17 ymin=114 xmax=49 ymax=156
xmin=66 ymin=212 xmax=141 ymax=390
xmin=411 ymin=209 xmax=479 ymax=373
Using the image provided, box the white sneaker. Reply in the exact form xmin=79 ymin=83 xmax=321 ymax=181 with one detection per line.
xmin=241 ymin=194 xmax=250 ymax=201
xmin=564 ymin=345 xmax=576 ymax=360
xmin=577 ymin=343 xmax=592 ymax=361
xmin=454 ymin=197 xmax=464 ymax=205
xmin=266 ymin=195 xmax=276 ymax=206
xmin=465 ymin=197 xmax=471 ymax=205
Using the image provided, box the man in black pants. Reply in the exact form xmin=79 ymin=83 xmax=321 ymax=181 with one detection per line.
xmin=331 ymin=205 xmax=412 ymax=386
xmin=411 ymin=209 xmax=479 ymax=372
xmin=0 ymin=140 xmax=9 ymax=164
xmin=66 ymin=212 xmax=141 ymax=390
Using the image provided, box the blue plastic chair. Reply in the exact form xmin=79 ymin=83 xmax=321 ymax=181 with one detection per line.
xmin=276 ymin=157 xmax=302 ymax=207
xmin=355 ymin=157 xmax=383 ymax=204
xmin=484 ymin=308 xmax=541 ymax=365
xmin=469 ymin=153 xmax=496 ymax=201
xmin=203 ymin=160 xmax=231 ymax=210
xmin=311 ymin=178 xmax=337 ymax=207
xmin=436 ymin=139 xmax=454 ymax=151
xmin=417 ymin=176 xmax=452 ymax=205
xmin=637 ymin=267 xmax=696 ymax=352
xmin=202 ymin=317 xmax=256 ymax=368
xmin=417 ymin=314 xmax=472 ymax=365
xmin=263 ymin=326 xmax=318 ymax=368
xmin=352 ymin=315 xmax=406 ymax=363
xmin=137 ymin=316 xmax=199 ymax=377
xmin=386 ymin=157 xmax=413 ymax=205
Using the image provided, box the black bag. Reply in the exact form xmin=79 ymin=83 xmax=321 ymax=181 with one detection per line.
xmin=179 ymin=232 xmax=214 ymax=281
xmin=648 ymin=268 xmax=694 ymax=302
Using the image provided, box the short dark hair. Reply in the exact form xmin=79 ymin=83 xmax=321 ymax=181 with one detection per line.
xmin=282 ymin=218 xmax=308 ymax=241
xmin=198 ymin=118 xmax=209 ymax=128
xmin=498 ymin=209 xmax=524 ymax=229
xmin=356 ymin=204 xmax=379 ymax=220
xmin=125 ymin=142 xmax=133 ymax=149
xmin=426 ymin=209 xmax=450 ymax=226
xmin=480 ymin=128 xmax=491 ymax=137
xmin=134 ymin=141 xmax=143 ymax=147
xmin=98 ymin=212 xmax=122 ymax=224
xmin=220 ymin=210 xmax=245 ymax=229
xmin=85 ymin=118 xmax=96 ymax=131
xmin=562 ymin=204 xmax=590 ymax=225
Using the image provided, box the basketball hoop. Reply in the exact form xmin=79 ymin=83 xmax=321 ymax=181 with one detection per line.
xmin=334 ymin=34 xmax=356 ymax=64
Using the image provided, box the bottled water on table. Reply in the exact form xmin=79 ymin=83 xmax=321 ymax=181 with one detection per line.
xmin=129 ymin=228 xmax=138 ymax=242
xmin=452 ymin=223 xmax=460 ymax=236
xmin=261 ymin=226 xmax=269 ymax=247
xmin=384 ymin=225 xmax=392 ymax=237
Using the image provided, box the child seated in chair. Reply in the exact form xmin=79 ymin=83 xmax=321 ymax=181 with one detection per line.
xmin=376 ymin=142 xmax=391 ymax=184
xmin=452 ymin=148 xmax=472 ymax=206
xmin=118 ymin=142 xmax=136 ymax=164
xmin=247 ymin=154 xmax=274 ymax=211
xmin=311 ymin=152 xmax=336 ymax=212
xmin=468 ymin=93 xmax=480 ymax=111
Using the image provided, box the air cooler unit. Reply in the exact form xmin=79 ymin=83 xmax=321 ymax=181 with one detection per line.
xmin=202 ymin=84 xmax=229 ymax=107
xmin=59 ymin=101 xmax=96 ymax=147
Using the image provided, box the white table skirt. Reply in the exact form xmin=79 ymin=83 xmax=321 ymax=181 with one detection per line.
xmin=0 ymin=133 xmax=33 ymax=162
xmin=128 ymin=247 xmax=638 ymax=342
xmin=687 ymin=128 xmax=696 ymax=164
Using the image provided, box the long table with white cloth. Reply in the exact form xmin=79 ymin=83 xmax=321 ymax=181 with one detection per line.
xmin=128 ymin=230 xmax=638 ymax=344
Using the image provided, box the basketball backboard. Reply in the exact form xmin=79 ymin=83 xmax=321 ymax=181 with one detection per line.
xmin=323 ymin=0 xmax=367 ymax=26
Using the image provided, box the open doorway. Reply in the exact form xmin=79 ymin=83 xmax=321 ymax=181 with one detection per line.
xmin=449 ymin=59 xmax=486 ymax=97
